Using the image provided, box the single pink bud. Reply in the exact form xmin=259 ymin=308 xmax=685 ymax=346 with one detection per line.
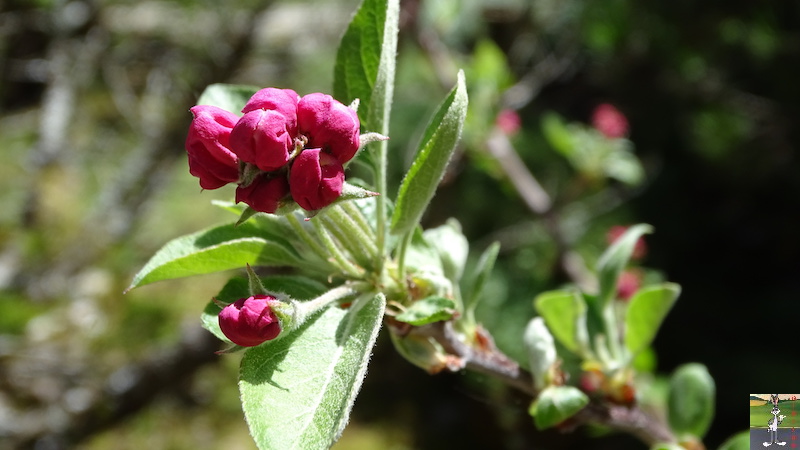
xmin=242 ymin=88 xmax=300 ymax=135
xmin=289 ymin=148 xmax=345 ymax=211
xmin=606 ymin=225 xmax=647 ymax=260
xmin=592 ymin=103 xmax=629 ymax=139
xmin=235 ymin=174 xmax=289 ymax=214
xmin=495 ymin=109 xmax=521 ymax=135
xmin=218 ymin=295 xmax=282 ymax=347
xmin=617 ymin=270 xmax=642 ymax=301
xmin=297 ymin=93 xmax=360 ymax=164
xmin=186 ymin=105 xmax=241 ymax=189
xmin=229 ymin=109 xmax=294 ymax=172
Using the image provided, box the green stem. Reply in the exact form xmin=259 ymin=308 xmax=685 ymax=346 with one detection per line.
xmin=327 ymin=205 xmax=379 ymax=261
xmin=341 ymin=201 xmax=376 ymax=241
xmin=602 ymin=303 xmax=623 ymax=367
xmin=286 ymin=213 xmax=333 ymax=267
xmin=374 ymin=139 xmax=388 ymax=272
xmin=395 ymin=229 xmax=413 ymax=283
xmin=311 ymin=218 xmax=363 ymax=278
xmin=319 ymin=212 xmax=373 ymax=270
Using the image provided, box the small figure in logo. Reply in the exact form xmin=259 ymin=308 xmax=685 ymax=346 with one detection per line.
xmin=764 ymin=394 xmax=787 ymax=447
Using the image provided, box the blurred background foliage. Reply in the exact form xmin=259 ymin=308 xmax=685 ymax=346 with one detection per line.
xmin=0 ymin=0 xmax=797 ymax=449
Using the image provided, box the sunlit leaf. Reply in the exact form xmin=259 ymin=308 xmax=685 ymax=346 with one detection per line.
xmin=395 ymin=296 xmax=456 ymax=326
xmin=624 ymin=283 xmax=680 ymax=356
xmin=529 ymin=385 xmax=589 ymax=430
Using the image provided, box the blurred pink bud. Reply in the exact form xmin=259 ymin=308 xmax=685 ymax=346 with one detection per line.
xmin=235 ymin=174 xmax=289 ymax=214
xmin=289 ymin=149 xmax=345 ymax=211
xmin=230 ymin=109 xmax=294 ymax=172
xmin=607 ymin=225 xmax=647 ymax=260
xmin=297 ymin=93 xmax=360 ymax=164
xmin=496 ymin=109 xmax=521 ymax=135
xmin=218 ymin=295 xmax=282 ymax=347
xmin=186 ymin=105 xmax=240 ymax=190
xmin=617 ymin=270 xmax=642 ymax=301
xmin=592 ymin=103 xmax=629 ymax=139
xmin=242 ymin=88 xmax=300 ymax=135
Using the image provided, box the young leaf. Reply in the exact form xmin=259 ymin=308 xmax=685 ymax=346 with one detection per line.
xmin=717 ymin=430 xmax=749 ymax=450
xmin=196 ymin=83 xmax=259 ymax=113
xmin=464 ymin=241 xmax=500 ymax=310
xmin=394 ymin=296 xmax=456 ymax=326
xmin=624 ymin=283 xmax=681 ymax=356
xmin=534 ymin=289 xmax=589 ymax=355
xmin=333 ymin=0 xmax=399 ymax=134
xmin=239 ymin=293 xmax=385 ymax=449
xmin=529 ymin=385 xmax=589 ymax=430
xmin=127 ymin=222 xmax=302 ymax=290
xmin=667 ymin=363 xmax=715 ymax=439
xmin=391 ymin=71 xmax=468 ymax=236
xmin=422 ymin=219 xmax=469 ymax=284
xmin=596 ymin=223 xmax=653 ymax=306
xmin=201 ymin=275 xmax=328 ymax=342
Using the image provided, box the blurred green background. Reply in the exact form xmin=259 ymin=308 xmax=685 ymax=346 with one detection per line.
xmin=1 ymin=0 xmax=798 ymax=448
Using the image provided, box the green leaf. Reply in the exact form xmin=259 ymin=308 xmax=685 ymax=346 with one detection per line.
xmin=650 ymin=444 xmax=684 ymax=450
xmin=464 ymin=241 xmax=500 ymax=310
xmin=667 ymin=363 xmax=715 ymax=439
xmin=541 ymin=112 xmax=574 ymax=157
xmin=596 ymin=223 xmax=653 ymax=306
xmin=423 ymin=219 xmax=469 ymax=284
xmin=127 ymin=222 xmax=302 ymax=290
xmin=395 ymin=296 xmax=456 ymax=326
xmin=391 ymin=71 xmax=469 ymax=235
xmin=523 ymin=317 xmax=557 ymax=391
xmin=201 ymin=276 xmax=328 ymax=342
xmin=534 ymin=289 xmax=589 ymax=355
xmin=717 ymin=430 xmax=749 ymax=450
xmin=196 ymin=83 xmax=259 ymax=113
xmin=529 ymin=386 xmax=589 ymax=430
xmin=239 ymin=293 xmax=385 ymax=449
xmin=334 ymin=0 xmax=399 ymax=134
xmin=624 ymin=283 xmax=681 ymax=356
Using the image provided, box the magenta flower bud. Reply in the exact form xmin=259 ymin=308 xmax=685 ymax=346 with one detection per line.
xmin=242 ymin=88 xmax=300 ymax=135
xmin=289 ymin=148 xmax=345 ymax=211
xmin=496 ymin=109 xmax=521 ymax=135
xmin=186 ymin=105 xmax=241 ymax=189
xmin=235 ymin=174 xmax=290 ymax=214
xmin=218 ymin=295 xmax=282 ymax=347
xmin=229 ymin=109 xmax=294 ymax=172
xmin=591 ymin=103 xmax=629 ymax=139
xmin=297 ymin=93 xmax=360 ymax=164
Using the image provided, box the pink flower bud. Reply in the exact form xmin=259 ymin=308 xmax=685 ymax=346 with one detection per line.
xmin=297 ymin=93 xmax=360 ymax=164
xmin=591 ymin=103 xmax=629 ymax=139
xmin=616 ymin=270 xmax=642 ymax=301
xmin=235 ymin=174 xmax=289 ymax=214
xmin=242 ymin=88 xmax=300 ymax=135
xmin=218 ymin=295 xmax=282 ymax=347
xmin=496 ymin=109 xmax=521 ymax=135
xmin=229 ymin=109 xmax=294 ymax=172
xmin=186 ymin=105 xmax=241 ymax=189
xmin=289 ymin=148 xmax=345 ymax=211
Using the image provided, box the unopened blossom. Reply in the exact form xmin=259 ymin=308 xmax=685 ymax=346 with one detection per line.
xmin=235 ymin=174 xmax=290 ymax=214
xmin=591 ymin=103 xmax=629 ymax=139
xmin=186 ymin=105 xmax=240 ymax=189
xmin=297 ymin=93 xmax=361 ymax=164
xmin=218 ymin=295 xmax=282 ymax=347
xmin=616 ymin=270 xmax=642 ymax=301
xmin=290 ymin=149 xmax=345 ymax=211
xmin=242 ymin=88 xmax=300 ymax=135
xmin=230 ymin=108 xmax=295 ymax=172
xmin=496 ymin=109 xmax=521 ymax=135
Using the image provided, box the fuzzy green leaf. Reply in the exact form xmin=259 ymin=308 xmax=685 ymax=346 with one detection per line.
xmin=668 ymin=363 xmax=715 ymax=439
xmin=423 ymin=219 xmax=469 ymax=284
xmin=391 ymin=71 xmax=468 ymax=235
xmin=596 ymin=223 xmax=653 ymax=306
xmin=196 ymin=83 xmax=259 ymax=113
xmin=529 ymin=386 xmax=589 ymax=430
xmin=334 ymin=0 xmax=398 ymax=135
xmin=624 ymin=283 xmax=680 ymax=356
xmin=127 ymin=222 xmax=302 ymax=290
xmin=717 ymin=431 xmax=749 ymax=450
xmin=239 ymin=293 xmax=385 ymax=449
xmin=395 ymin=296 xmax=456 ymax=326
xmin=464 ymin=241 xmax=500 ymax=311
xmin=534 ymin=289 xmax=589 ymax=355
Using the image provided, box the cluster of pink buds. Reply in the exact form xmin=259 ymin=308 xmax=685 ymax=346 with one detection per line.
xmin=185 ymin=88 xmax=361 ymax=212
